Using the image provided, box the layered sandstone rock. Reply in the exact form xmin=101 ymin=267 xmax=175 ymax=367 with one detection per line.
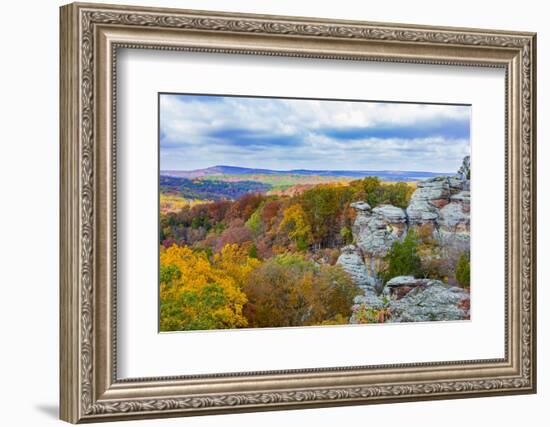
xmin=340 ymin=156 xmax=472 ymax=323
xmin=406 ymin=175 xmax=466 ymax=226
xmin=352 ymin=203 xmax=407 ymax=258
xmin=383 ymin=276 xmax=470 ymax=322
xmin=438 ymin=191 xmax=470 ymax=235
xmin=336 ymin=245 xmax=375 ymax=288
xmin=336 ymin=245 xmax=383 ymax=311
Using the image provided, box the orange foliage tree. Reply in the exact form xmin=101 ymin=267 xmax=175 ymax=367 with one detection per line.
xmin=243 ymin=253 xmax=360 ymax=328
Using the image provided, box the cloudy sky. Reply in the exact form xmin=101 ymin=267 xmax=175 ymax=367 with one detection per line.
xmin=159 ymin=94 xmax=470 ymax=173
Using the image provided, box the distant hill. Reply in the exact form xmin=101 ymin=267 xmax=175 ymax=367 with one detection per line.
xmin=161 ymin=165 xmax=451 ymax=182
xmin=160 ymin=176 xmax=272 ymax=201
xmin=162 ymin=165 xmax=280 ymax=178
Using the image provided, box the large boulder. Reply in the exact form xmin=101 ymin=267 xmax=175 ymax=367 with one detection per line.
xmin=406 ymin=173 xmax=469 ymax=228
xmin=383 ymin=276 xmax=470 ymax=322
xmin=352 ymin=203 xmax=407 ymax=258
xmin=439 ymin=191 xmax=470 ymax=232
xmin=437 ymin=190 xmax=470 ymax=248
xmin=448 ymin=176 xmax=466 ymax=194
xmin=336 ymin=245 xmax=375 ymax=287
xmin=406 ymin=176 xmax=451 ymax=225
xmin=352 ymin=288 xmax=385 ymax=310
xmin=337 ymin=244 xmax=385 ymax=315
xmin=350 ymin=201 xmax=373 ymax=239
xmin=350 ymin=201 xmax=371 ymax=212
xmin=383 ymin=275 xmax=432 ymax=297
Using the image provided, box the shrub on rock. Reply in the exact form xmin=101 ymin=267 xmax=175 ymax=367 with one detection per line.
xmin=381 ymin=229 xmax=423 ymax=283
xmin=455 ymin=252 xmax=470 ymax=288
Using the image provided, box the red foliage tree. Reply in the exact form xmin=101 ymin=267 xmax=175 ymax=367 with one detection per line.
xmin=217 ymin=219 xmax=253 ymax=250
xmin=207 ymin=200 xmax=232 ymax=223
xmin=260 ymin=199 xmax=282 ymax=228
xmin=225 ymin=193 xmax=264 ymax=222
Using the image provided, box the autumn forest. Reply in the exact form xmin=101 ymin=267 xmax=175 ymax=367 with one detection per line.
xmin=159 ymin=94 xmax=472 ymax=331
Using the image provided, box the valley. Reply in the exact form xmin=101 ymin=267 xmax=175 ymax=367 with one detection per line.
xmin=159 ymin=158 xmax=470 ymax=331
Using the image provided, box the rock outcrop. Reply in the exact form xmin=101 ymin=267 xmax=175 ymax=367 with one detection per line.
xmin=336 ymin=245 xmax=375 ymax=288
xmin=336 ymin=244 xmax=383 ymax=311
xmin=348 ymin=275 xmax=470 ymax=323
xmin=352 ymin=203 xmax=407 ymax=258
xmin=383 ymin=276 xmax=470 ymax=322
xmin=352 ymin=288 xmax=386 ymax=310
xmin=406 ymin=175 xmax=465 ymax=226
xmin=438 ymin=190 xmax=470 ymax=241
xmin=340 ymin=155 xmax=472 ymax=324
xmin=350 ymin=158 xmax=471 ymax=255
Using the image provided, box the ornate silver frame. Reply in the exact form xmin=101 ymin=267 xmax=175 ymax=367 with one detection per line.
xmin=60 ymin=2 xmax=537 ymax=423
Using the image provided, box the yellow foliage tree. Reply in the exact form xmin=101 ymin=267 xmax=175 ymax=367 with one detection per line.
xmin=159 ymin=244 xmax=258 ymax=331
xmin=212 ymin=243 xmax=260 ymax=285
xmin=278 ymin=204 xmax=313 ymax=251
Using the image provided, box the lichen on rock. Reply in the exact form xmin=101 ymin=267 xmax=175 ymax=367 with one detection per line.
xmin=352 ymin=203 xmax=407 ymax=258
xmin=336 ymin=245 xmax=375 ymax=288
xmin=341 ymin=155 xmax=471 ymax=324
xmin=384 ymin=276 xmax=470 ymax=322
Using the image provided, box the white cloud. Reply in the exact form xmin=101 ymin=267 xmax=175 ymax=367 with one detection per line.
xmin=159 ymin=94 xmax=470 ymax=172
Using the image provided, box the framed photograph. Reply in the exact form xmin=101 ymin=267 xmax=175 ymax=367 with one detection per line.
xmin=60 ymin=2 xmax=537 ymax=423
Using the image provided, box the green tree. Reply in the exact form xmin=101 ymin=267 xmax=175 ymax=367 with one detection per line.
xmin=248 ymin=243 xmax=258 ymax=259
xmin=245 ymin=206 xmax=263 ymax=237
xmin=382 ymin=229 xmax=423 ymax=282
xmin=455 ymin=252 xmax=470 ymax=288
xmin=159 ymin=263 xmax=180 ymax=284
xmin=348 ymin=177 xmax=413 ymax=209
xmin=300 ymin=185 xmax=353 ymax=248
xmin=191 ymin=213 xmax=210 ymax=230
xmin=160 ymin=283 xmax=231 ymax=331
xmin=362 ymin=176 xmax=386 ymax=207
xmin=339 ymin=226 xmax=353 ymax=244
xmin=380 ymin=182 xmax=414 ymax=209
xmin=362 ymin=176 xmax=381 ymax=196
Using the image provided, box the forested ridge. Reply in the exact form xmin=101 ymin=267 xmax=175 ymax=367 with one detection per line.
xmin=159 ymin=177 xmax=415 ymax=331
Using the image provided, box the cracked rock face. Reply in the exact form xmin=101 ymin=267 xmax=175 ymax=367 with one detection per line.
xmin=352 ymin=288 xmax=385 ymax=310
xmin=347 ymin=171 xmax=471 ymax=266
xmin=339 ymin=156 xmax=472 ymax=323
xmin=439 ymin=191 xmax=470 ymax=232
xmin=406 ymin=175 xmax=469 ymax=229
xmin=436 ymin=190 xmax=470 ymax=249
xmin=406 ymin=176 xmax=451 ymax=224
xmin=349 ymin=275 xmax=470 ymax=323
xmin=336 ymin=245 xmax=375 ymax=288
xmin=384 ymin=275 xmax=431 ymax=291
xmin=352 ymin=203 xmax=407 ymax=257
xmin=383 ymin=276 xmax=470 ymax=322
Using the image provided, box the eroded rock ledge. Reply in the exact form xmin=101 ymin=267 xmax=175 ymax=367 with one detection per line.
xmin=349 ymin=276 xmax=470 ymax=323
xmin=338 ymin=156 xmax=471 ymax=323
